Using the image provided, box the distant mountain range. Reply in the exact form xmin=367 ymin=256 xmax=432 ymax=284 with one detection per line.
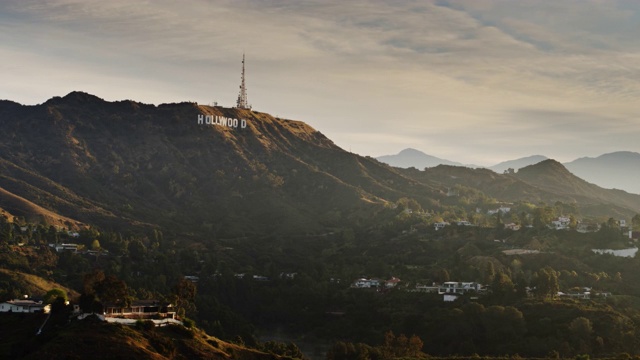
xmin=377 ymin=148 xmax=640 ymax=194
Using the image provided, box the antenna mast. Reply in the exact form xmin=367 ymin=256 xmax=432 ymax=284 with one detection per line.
xmin=236 ymin=53 xmax=251 ymax=109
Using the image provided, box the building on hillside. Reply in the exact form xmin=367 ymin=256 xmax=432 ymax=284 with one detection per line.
xmin=49 ymin=243 xmax=79 ymax=253
xmin=103 ymin=300 xmax=176 ymax=320
xmin=0 ymin=299 xmax=51 ymax=313
xmin=550 ymin=217 xmax=571 ymax=230
xmin=438 ymin=281 xmax=484 ymax=295
xmin=434 ymin=222 xmax=449 ymax=230
xmin=352 ymin=277 xmax=401 ymax=289
xmin=385 ymin=277 xmax=401 ymax=288
xmin=352 ymin=278 xmax=381 ymax=288
xmin=488 ymin=206 xmax=511 ymax=215
xmin=438 ymin=282 xmax=486 ymax=302
xmin=504 ymin=223 xmax=521 ymax=231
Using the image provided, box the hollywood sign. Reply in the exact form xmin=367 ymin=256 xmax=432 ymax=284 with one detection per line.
xmin=197 ymin=115 xmax=247 ymax=129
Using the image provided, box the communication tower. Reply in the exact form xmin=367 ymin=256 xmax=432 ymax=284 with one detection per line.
xmin=236 ymin=54 xmax=251 ymax=110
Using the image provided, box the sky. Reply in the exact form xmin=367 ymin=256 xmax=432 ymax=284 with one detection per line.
xmin=2 ymin=0 xmax=640 ymax=166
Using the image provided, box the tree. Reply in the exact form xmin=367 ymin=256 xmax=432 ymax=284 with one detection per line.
xmin=82 ymin=271 xmax=130 ymax=309
xmin=435 ymin=268 xmax=450 ymax=283
xmin=485 ymin=261 xmax=496 ymax=284
xmin=408 ymin=335 xmax=424 ymax=357
xmin=533 ymin=206 xmax=555 ymax=228
xmin=492 ymin=272 xmax=515 ymax=301
xmin=536 ymin=267 xmax=559 ymax=299
xmin=44 ymin=288 xmax=68 ymax=305
xmin=128 ymin=239 xmax=146 ymax=261
xmin=173 ymin=278 xmax=197 ymax=318
xmin=632 ymin=214 xmax=640 ymax=231
xmin=569 ymin=317 xmax=593 ymax=354
xmin=96 ymin=275 xmax=130 ymax=306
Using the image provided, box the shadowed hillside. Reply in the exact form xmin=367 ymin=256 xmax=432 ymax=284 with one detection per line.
xmin=0 ymin=92 xmax=441 ymax=237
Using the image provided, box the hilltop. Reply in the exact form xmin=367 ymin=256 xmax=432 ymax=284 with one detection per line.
xmin=0 ymin=92 xmax=440 ymax=237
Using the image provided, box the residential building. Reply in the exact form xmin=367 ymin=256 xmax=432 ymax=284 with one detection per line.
xmin=434 ymin=222 xmax=449 ymax=230
xmin=103 ymin=300 xmax=176 ymax=319
xmin=0 ymin=299 xmax=50 ymax=313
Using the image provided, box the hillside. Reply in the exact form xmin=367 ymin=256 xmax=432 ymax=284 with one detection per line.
xmin=0 ymin=269 xmax=79 ymax=300
xmin=0 ymin=92 xmax=442 ymax=237
xmin=3 ymin=92 xmax=640 ymax=237
xmin=400 ymin=160 xmax=640 ymax=218
xmin=1 ymin=313 xmax=297 ymax=360
xmin=515 ymin=159 xmax=640 ymax=217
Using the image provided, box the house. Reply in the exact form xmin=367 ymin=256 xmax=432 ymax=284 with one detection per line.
xmin=558 ymin=290 xmax=590 ymax=300
xmin=48 ymin=243 xmax=79 ymax=253
xmin=551 ymin=216 xmax=571 ymax=230
xmin=280 ymin=272 xmax=297 ymax=280
xmin=352 ymin=278 xmax=381 ymax=288
xmin=438 ymin=281 xmax=483 ymax=295
xmin=456 ymin=221 xmax=473 ymax=226
xmin=488 ymin=206 xmax=511 ymax=215
xmin=385 ymin=277 xmax=401 ymax=288
xmin=103 ymin=300 xmax=176 ymax=319
xmin=504 ymin=223 xmax=521 ymax=231
xmin=0 ymin=299 xmax=51 ymax=313
xmin=434 ymin=222 xmax=449 ymax=230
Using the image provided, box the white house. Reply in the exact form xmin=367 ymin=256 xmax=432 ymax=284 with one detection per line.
xmin=0 ymin=299 xmax=51 ymax=313
xmin=352 ymin=278 xmax=381 ymax=288
xmin=488 ymin=206 xmax=511 ymax=215
xmin=48 ymin=243 xmax=79 ymax=253
xmin=504 ymin=223 xmax=521 ymax=231
xmin=551 ymin=217 xmax=571 ymax=230
xmin=434 ymin=222 xmax=449 ymax=230
xmin=438 ymin=282 xmax=483 ymax=295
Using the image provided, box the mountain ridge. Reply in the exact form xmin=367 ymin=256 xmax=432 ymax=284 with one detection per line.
xmin=0 ymin=92 xmax=442 ymax=236
xmin=378 ymin=148 xmax=639 ymax=194
xmin=1 ymin=92 xmax=639 ymax=237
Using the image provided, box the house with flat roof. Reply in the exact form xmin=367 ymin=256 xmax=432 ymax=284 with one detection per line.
xmin=0 ymin=299 xmax=51 ymax=313
xmin=103 ymin=300 xmax=176 ymax=320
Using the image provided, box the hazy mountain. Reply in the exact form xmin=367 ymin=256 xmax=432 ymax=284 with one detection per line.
xmin=564 ymin=152 xmax=640 ymax=195
xmin=400 ymin=159 xmax=640 ymax=218
xmin=376 ymin=148 xmax=466 ymax=169
xmin=488 ymin=155 xmax=548 ymax=174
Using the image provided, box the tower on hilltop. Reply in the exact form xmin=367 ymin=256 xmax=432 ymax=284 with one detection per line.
xmin=236 ymin=53 xmax=251 ymax=110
